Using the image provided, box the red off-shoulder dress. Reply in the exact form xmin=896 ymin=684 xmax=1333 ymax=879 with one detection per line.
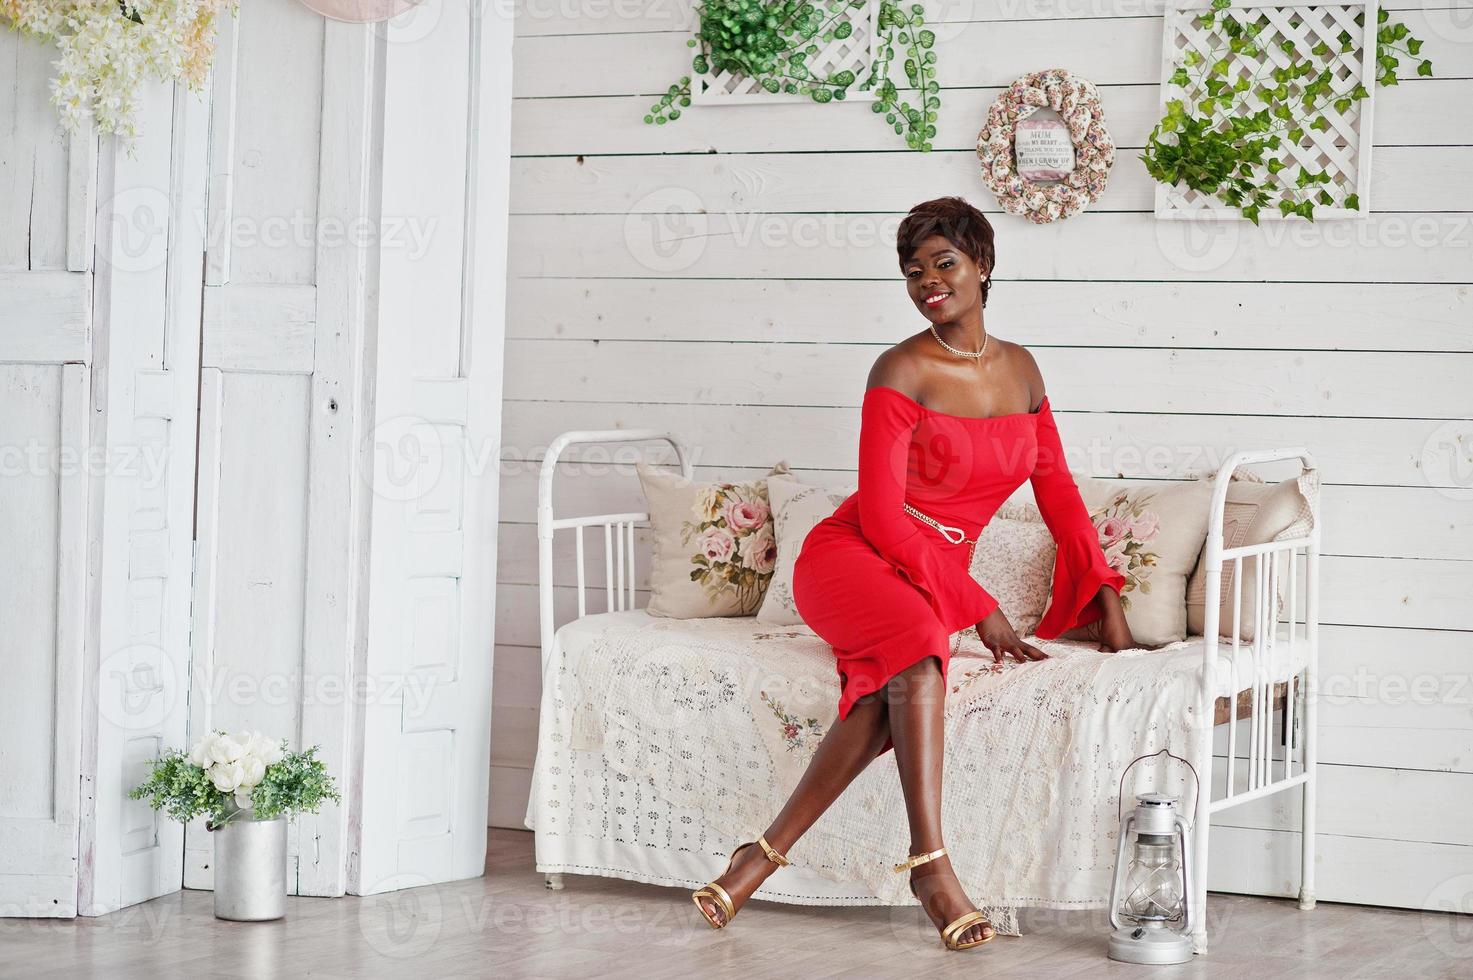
xmin=792 ymin=385 xmax=1125 ymax=754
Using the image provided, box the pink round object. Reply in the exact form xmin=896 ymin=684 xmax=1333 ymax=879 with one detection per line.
xmin=296 ymin=0 xmax=423 ymax=22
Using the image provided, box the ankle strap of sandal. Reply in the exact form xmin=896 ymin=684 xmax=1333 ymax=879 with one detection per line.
xmin=757 ymin=834 xmax=791 ymax=866
xmin=893 ymin=846 xmax=947 ymax=873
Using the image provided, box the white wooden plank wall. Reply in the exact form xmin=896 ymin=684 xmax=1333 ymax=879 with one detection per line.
xmin=491 ymin=0 xmax=1473 ymax=911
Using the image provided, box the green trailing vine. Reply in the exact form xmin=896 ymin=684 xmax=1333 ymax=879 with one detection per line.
xmin=645 ymin=0 xmax=941 ymax=152
xmin=1141 ymin=0 xmax=1433 ymax=223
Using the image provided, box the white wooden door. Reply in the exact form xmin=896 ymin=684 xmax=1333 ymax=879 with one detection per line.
xmin=0 ymin=27 xmax=96 ymax=917
xmin=350 ymin=0 xmax=508 ymax=893
xmin=0 ymin=33 xmax=205 ymax=916
xmin=76 ymin=82 xmax=211 ymax=917
xmin=181 ymin=5 xmax=372 ymax=898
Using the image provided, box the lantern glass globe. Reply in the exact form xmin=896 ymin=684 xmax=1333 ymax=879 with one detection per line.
xmin=1121 ymin=840 xmax=1185 ymax=923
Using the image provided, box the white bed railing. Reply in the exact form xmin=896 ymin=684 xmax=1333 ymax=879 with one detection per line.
xmin=536 ymin=429 xmax=691 ymax=671
xmin=536 ymin=431 xmax=1321 ymax=955
xmin=1189 ymin=447 xmax=1321 ymax=953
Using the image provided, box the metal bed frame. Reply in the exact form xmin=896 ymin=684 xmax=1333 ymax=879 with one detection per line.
xmin=534 ymin=429 xmax=1321 ymax=955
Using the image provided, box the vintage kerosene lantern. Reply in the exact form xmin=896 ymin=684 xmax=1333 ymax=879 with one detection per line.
xmin=1106 ymin=753 xmax=1199 ymax=965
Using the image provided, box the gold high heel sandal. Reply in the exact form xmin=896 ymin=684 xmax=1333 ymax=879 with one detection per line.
xmin=691 ymin=835 xmax=791 ymax=929
xmin=894 ymin=846 xmax=995 ymax=950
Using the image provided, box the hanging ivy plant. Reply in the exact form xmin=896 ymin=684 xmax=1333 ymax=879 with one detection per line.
xmin=1141 ymin=0 xmax=1433 ymax=223
xmin=645 ymin=0 xmax=942 ymax=152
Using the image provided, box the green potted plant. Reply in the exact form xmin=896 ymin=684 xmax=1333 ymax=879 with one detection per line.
xmin=130 ymin=730 xmax=340 ymax=921
xmin=645 ymin=0 xmax=943 ymax=152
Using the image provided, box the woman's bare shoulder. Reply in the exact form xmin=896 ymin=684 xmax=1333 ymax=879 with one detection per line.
xmin=864 ymin=335 xmax=928 ymax=398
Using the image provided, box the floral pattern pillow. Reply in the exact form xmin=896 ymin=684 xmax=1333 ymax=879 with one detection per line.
xmin=1062 ymin=474 xmax=1213 ymax=646
xmin=757 ymin=474 xmax=855 ymax=625
xmin=635 ymin=459 xmax=791 ymax=618
xmin=964 ymin=516 xmax=1057 ymax=638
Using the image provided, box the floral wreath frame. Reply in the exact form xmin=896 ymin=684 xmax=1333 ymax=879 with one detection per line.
xmin=977 ymin=69 xmax=1115 ymax=224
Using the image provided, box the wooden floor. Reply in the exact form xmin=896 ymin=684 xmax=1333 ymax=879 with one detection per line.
xmin=2 ymin=828 xmax=1468 ymax=979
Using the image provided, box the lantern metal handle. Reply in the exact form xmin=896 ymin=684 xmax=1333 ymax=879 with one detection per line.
xmin=1117 ymin=748 xmax=1202 ymax=827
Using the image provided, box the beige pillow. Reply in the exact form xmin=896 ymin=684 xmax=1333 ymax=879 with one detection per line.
xmin=1185 ymin=466 xmax=1319 ymax=640
xmin=966 ymin=515 xmax=1056 ymax=637
xmin=636 ymin=459 xmax=791 ymax=618
xmin=1060 ymin=475 xmax=1213 ymax=647
xmin=756 ymin=474 xmax=856 ymax=625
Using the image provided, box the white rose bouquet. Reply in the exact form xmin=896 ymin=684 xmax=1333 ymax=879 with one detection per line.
xmin=130 ymin=730 xmax=340 ymax=830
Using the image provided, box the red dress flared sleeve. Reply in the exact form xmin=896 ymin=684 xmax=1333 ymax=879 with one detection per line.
xmin=1030 ymin=398 xmax=1126 ymax=639
xmin=856 ymin=387 xmax=1000 ymax=631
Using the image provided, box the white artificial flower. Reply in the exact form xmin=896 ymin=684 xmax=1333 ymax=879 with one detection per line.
xmin=245 ymin=731 xmax=286 ymax=766
xmin=187 ymin=737 xmax=211 ymax=768
xmin=209 ymin=760 xmax=245 ymax=793
xmin=238 ymin=753 xmax=266 ymax=789
xmin=2 ymin=0 xmax=238 ymax=138
xmin=233 ymin=787 xmax=254 ymax=811
xmin=207 ymin=731 xmax=246 ymax=765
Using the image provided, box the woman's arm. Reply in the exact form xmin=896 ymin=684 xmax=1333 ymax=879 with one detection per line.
xmin=1016 ymin=354 xmax=1130 ymax=644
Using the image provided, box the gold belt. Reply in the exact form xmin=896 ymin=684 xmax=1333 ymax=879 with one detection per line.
xmin=903 ymin=502 xmax=980 ymax=567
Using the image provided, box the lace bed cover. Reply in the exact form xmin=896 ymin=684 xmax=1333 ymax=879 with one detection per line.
xmin=524 ymin=610 xmax=1278 ymax=935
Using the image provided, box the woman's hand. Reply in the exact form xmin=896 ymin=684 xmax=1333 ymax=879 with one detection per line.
xmin=1094 ymin=587 xmax=1136 ymax=653
xmin=1058 ymin=588 xmax=1138 ymax=650
xmin=974 ymin=607 xmax=1049 ymax=664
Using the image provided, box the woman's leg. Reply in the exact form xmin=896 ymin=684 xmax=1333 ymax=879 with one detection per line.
xmin=695 ymin=690 xmax=892 ymax=926
xmin=885 ymin=654 xmax=994 ymax=945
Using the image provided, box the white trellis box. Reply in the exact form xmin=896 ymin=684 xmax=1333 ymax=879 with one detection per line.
xmin=690 ymin=0 xmax=881 ymax=105
xmin=1155 ymin=0 xmax=1378 ymax=220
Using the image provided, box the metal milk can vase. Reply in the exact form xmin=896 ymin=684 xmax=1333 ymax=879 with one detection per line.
xmin=213 ymin=813 xmax=288 ymax=921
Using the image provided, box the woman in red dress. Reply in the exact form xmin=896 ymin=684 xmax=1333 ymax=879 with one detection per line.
xmin=691 ymin=197 xmax=1135 ymax=949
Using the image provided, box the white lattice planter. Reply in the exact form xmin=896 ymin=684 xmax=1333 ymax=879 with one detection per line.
xmin=690 ymin=0 xmax=880 ymax=105
xmin=1155 ymin=0 xmax=1378 ymax=220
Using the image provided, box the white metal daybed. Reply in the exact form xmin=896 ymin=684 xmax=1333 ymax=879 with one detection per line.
xmin=523 ymin=428 xmax=1321 ymax=954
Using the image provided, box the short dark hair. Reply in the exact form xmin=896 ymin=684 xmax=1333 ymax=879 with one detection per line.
xmin=896 ymin=196 xmax=996 ymax=307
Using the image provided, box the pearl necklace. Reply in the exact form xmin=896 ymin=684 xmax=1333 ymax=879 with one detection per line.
xmin=929 ymin=322 xmax=988 ymax=359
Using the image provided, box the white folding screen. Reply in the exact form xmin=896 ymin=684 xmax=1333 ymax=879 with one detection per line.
xmin=349 ymin=0 xmax=510 ymax=894
xmin=0 ymin=0 xmax=510 ymax=916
